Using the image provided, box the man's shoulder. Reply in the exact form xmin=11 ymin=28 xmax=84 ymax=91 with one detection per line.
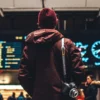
xmin=63 ymin=38 xmax=74 ymax=46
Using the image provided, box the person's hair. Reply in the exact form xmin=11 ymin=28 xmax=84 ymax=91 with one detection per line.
xmin=87 ymin=75 xmax=94 ymax=81
xmin=20 ymin=92 xmax=24 ymax=96
xmin=12 ymin=92 xmax=15 ymax=97
xmin=38 ymin=8 xmax=58 ymax=28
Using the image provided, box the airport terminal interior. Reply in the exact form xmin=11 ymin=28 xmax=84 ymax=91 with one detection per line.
xmin=0 ymin=0 xmax=100 ymax=100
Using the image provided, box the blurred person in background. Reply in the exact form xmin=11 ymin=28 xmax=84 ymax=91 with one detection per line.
xmin=17 ymin=92 xmax=25 ymax=100
xmin=0 ymin=93 xmax=3 ymax=100
xmin=25 ymin=94 xmax=32 ymax=100
xmin=18 ymin=8 xmax=85 ymax=100
xmin=83 ymin=75 xmax=98 ymax=100
xmin=76 ymin=89 xmax=85 ymax=100
xmin=7 ymin=92 xmax=16 ymax=100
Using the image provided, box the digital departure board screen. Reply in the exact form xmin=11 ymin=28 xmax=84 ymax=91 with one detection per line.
xmin=0 ymin=30 xmax=100 ymax=69
xmin=70 ymin=30 xmax=100 ymax=69
xmin=75 ymin=41 xmax=100 ymax=67
xmin=0 ymin=41 xmax=22 ymax=69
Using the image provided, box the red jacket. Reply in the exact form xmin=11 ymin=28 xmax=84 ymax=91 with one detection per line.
xmin=18 ymin=29 xmax=85 ymax=100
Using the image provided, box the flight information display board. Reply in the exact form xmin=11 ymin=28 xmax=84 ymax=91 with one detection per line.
xmin=0 ymin=41 xmax=22 ymax=69
xmin=0 ymin=31 xmax=99 ymax=69
xmin=75 ymin=40 xmax=100 ymax=68
xmin=72 ymin=31 xmax=100 ymax=69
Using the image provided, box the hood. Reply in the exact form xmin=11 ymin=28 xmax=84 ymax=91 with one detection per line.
xmin=25 ymin=29 xmax=63 ymax=44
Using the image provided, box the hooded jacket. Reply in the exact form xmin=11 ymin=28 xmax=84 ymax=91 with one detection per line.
xmin=18 ymin=29 xmax=85 ymax=100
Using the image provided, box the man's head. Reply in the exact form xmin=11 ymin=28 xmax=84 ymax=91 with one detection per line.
xmin=37 ymin=8 xmax=58 ymax=29
xmin=86 ymin=75 xmax=94 ymax=84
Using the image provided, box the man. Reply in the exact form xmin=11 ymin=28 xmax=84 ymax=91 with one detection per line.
xmin=25 ymin=94 xmax=32 ymax=100
xmin=18 ymin=8 xmax=85 ymax=100
xmin=7 ymin=92 xmax=16 ymax=100
xmin=83 ymin=75 xmax=98 ymax=100
xmin=0 ymin=93 xmax=3 ymax=100
xmin=17 ymin=92 xmax=25 ymax=100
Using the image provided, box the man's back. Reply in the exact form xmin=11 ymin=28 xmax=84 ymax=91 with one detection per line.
xmin=17 ymin=96 xmax=25 ymax=100
xmin=18 ymin=29 xmax=84 ymax=100
xmin=18 ymin=8 xmax=85 ymax=100
xmin=8 ymin=96 xmax=16 ymax=100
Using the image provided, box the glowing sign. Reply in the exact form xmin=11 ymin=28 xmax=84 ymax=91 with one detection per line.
xmin=0 ymin=41 xmax=22 ymax=69
xmin=75 ymin=42 xmax=89 ymax=63
xmin=75 ymin=40 xmax=100 ymax=66
xmin=91 ymin=41 xmax=100 ymax=59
